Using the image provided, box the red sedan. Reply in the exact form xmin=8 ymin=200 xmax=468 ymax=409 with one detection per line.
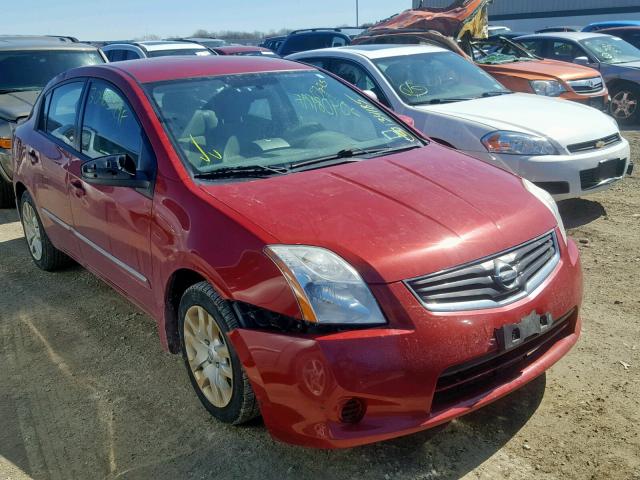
xmin=12 ymin=56 xmax=582 ymax=448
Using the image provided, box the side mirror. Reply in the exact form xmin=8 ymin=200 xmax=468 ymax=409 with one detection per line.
xmin=363 ymin=89 xmax=379 ymax=102
xmin=397 ymin=114 xmax=416 ymax=128
xmin=82 ymin=154 xmax=150 ymax=189
xmin=573 ymin=56 xmax=591 ymax=66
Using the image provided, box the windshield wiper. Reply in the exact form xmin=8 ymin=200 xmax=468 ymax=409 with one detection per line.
xmin=288 ymin=145 xmax=422 ymax=171
xmin=425 ymin=97 xmax=475 ymax=105
xmin=481 ymin=91 xmax=514 ymax=97
xmin=194 ymin=164 xmax=289 ymax=180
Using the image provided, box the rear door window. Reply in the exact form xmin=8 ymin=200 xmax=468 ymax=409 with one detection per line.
xmin=43 ymin=81 xmax=85 ymax=148
xmin=105 ymin=49 xmax=125 ymax=62
xmin=331 ymin=36 xmax=348 ymax=47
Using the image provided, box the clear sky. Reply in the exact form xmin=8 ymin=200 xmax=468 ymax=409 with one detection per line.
xmin=4 ymin=1 xmax=411 ymax=40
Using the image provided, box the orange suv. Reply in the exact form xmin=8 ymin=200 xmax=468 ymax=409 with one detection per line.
xmin=352 ymin=30 xmax=609 ymax=110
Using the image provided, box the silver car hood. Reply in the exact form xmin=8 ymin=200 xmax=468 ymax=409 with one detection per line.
xmin=419 ymin=93 xmax=619 ymax=146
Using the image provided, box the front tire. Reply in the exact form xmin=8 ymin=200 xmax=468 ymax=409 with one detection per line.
xmin=178 ymin=282 xmax=260 ymax=425
xmin=609 ymin=84 xmax=639 ymax=124
xmin=19 ymin=191 xmax=70 ymax=271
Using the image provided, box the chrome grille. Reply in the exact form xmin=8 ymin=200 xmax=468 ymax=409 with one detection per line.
xmin=567 ymin=77 xmax=604 ymax=94
xmin=567 ymin=133 xmax=621 ymax=154
xmin=406 ymin=232 xmax=559 ymax=312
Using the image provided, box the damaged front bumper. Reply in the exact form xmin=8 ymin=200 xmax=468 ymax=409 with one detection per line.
xmin=229 ymin=238 xmax=583 ymax=449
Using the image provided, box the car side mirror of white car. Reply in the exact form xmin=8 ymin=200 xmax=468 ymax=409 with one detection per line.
xmin=363 ymin=90 xmax=379 ymax=102
xmin=573 ymin=56 xmax=591 ymax=66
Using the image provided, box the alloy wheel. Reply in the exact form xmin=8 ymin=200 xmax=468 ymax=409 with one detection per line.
xmin=610 ymin=90 xmax=638 ymax=120
xmin=22 ymin=202 xmax=43 ymax=261
xmin=183 ymin=305 xmax=234 ymax=408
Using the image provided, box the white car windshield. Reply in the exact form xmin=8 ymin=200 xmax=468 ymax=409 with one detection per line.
xmin=146 ymin=70 xmax=422 ymax=177
xmin=581 ymin=36 xmax=640 ymax=64
xmin=373 ymin=51 xmax=510 ymax=106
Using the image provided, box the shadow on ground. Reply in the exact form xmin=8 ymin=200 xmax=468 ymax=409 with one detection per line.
xmin=558 ymin=198 xmax=606 ymax=229
xmin=0 ymin=207 xmax=19 ymax=226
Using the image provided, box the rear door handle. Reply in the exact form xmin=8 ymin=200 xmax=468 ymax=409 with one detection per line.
xmin=28 ymin=149 xmax=38 ymax=164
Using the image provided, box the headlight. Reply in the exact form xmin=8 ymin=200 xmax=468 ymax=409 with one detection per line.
xmin=530 ymin=80 xmax=567 ymax=97
xmin=265 ymin=245 xmax=386 ymax=325
xmin=522 ymin=179 xmax=567 ymax=245
xmin=482 ymin=131 xmax=558 ymax=156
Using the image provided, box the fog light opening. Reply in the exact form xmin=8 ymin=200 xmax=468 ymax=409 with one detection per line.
xmin=339 ymin=398 xmax=367 ymax=424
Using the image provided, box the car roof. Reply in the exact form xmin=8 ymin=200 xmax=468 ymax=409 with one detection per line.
xmin=136 ymin=41 xmax=208 ymax=52
xmin=184 ymin=37 xmax=225 ymax=42
xmin=104 ymin=41 xmax=208 ymax=52
xmin=291 ymin=44 xmax=448 ymax=59
xmin=214 ymin=46 xmax=270 ymax=54
xmin=0 ymin=35 xmax=98 ymax=51
xmin=516 ymin=32 xmax=607 ymax=41
xmin=96 ymin=56 xmax=314 ymax=83
xmin=599 ymin=26 xmax=640 ymax=33
xmin=585 ymin=20 xmax=640 ymax=28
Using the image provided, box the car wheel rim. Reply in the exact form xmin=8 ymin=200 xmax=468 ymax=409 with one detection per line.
xmin=611 ymin=90 xmax=638 ymax=119
xmin=22 ymin=202 xmax=43 ymax=261
xmin=184 ymin=305 xmax=233 ymax=408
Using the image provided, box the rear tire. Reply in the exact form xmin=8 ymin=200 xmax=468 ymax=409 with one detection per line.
xmin=19 ymin=191 xmax=70 ymax=271
xmin=0 ymin=178 xmax=14 ymax=208
xmin=178 ymin=282 xmax=260 ymax=425
xmin=609 ymin=84 xmax=640 ymax=124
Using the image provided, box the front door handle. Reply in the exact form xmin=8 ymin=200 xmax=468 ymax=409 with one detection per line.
xmin=70 ymin=179 xmax=86 ymax=197
xmin=28 ymin=149 xmax=39 ymax=165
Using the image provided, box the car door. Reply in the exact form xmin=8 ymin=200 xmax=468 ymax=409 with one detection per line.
xmin=66 ymin=79 xmax=155 ymax=307
xmin=31 ymin=80 xmax=86 ymax=256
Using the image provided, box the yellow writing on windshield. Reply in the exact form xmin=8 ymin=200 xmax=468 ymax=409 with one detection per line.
xmin=190 ymin=135 xmax=222 ymax=164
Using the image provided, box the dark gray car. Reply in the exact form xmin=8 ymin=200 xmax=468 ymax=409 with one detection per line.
xmin=517 ymin=32 xmax=640 ymax=123
xmin=0 ymin=36 xmax=105 ymax=207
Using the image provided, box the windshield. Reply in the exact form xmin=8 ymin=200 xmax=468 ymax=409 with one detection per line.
xmin=146 ymin=71 xmax=422 ymax=177
xmin=0 ymin=50 xmax=103 ymax=92
xmin=473 ymin=39 xmax=536 ymax=64
xmin=147 ymin=49 xmax=212 ymax=58
xmin=581 ymin=36 xmax=640 ymax=64
xmin=373 ymin=51 xmax=510 ymax=105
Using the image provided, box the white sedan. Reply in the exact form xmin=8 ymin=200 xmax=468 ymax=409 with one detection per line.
xmin=288 ymin=45 xmax=632 ymax=200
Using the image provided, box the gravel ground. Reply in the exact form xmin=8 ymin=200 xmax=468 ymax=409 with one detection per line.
xmin=1 ymin=131 xmax=639 ymax=480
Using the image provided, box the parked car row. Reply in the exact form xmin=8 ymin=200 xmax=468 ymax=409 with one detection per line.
xmin=516 ymin=32 xmax=640 ymax=123
xmin=0 ymin=17 xmax=634 ymax=449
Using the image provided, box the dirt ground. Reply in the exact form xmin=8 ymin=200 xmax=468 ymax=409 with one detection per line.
xmin=1 ymin=132 xmax=639 ymax=480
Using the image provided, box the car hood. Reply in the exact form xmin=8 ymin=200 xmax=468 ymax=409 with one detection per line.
xmin=0 ymin=90 xmax=39 ymax=121
xmin=199 ymin=145 xmax=555 ymax=284
xmin=481 ymin=58 xmax=601 ymax=81
xmin=421 ymin=93 xmax=618 ymax=146
xmin=613 ymin=60 xmax=640 ymax=71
